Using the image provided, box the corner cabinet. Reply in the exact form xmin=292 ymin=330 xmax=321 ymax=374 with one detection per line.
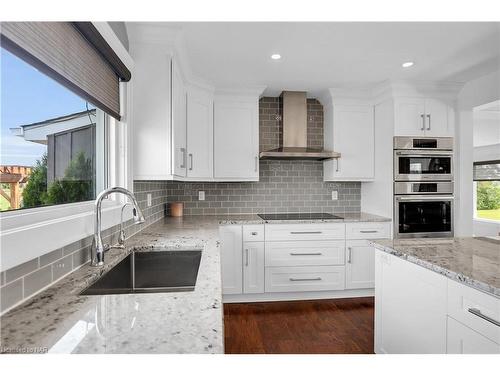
xmin=394 ymin=97 xmax=454 ymax=137
xmin=323 ymin=102 xmax=375 ymax=181
xmin=214 ymin=96 xmax=259 ymax=181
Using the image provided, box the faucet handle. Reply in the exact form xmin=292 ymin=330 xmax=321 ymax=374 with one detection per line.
xmin=103 ymin=243 xmax=111 ymax=252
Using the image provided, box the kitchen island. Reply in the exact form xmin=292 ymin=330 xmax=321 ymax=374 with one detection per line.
xmin=372 ymin=237 xmax=500 ymax=354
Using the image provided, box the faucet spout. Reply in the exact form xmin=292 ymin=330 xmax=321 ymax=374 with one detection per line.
xmin=91 ymin=187 xmax=145 ymax=266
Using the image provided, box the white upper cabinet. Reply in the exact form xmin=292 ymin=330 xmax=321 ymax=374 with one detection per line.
xmin=214 ymin=96 xmax=259 ymax=180
xmin=323 ymin=103 xmax=375 ymax=181
xmin=394 ymin=97 xmax=454 ymax=137
xmin=131 ymin=46 xmax=172 ymax=180
xmin=186 ymin=87 xmax=214 ymax=179
xmin=171 ymin=60 xmax=187 ymax=178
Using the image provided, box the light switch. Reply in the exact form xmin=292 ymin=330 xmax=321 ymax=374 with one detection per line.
xmin=331 ymin=191 xmax=338 ymax=200
xmin=147 ymin=193 xmax=152 ymax=207
xmin=198 ymin=191 xmax=205 ymax=201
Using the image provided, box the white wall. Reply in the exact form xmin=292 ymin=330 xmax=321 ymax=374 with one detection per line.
xmin=473 ymin=111 xmax=500 ymax=147
xmin=456 ymin=70 xmax=500 ymax=236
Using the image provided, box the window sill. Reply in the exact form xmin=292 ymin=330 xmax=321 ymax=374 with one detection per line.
xmin=1 ymin=200 xmax=131 ymax=271
xmin=473 ymin=217 xmax=500 ymax=224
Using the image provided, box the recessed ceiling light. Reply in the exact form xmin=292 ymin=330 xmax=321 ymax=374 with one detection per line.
xmin=271 ymin=54 xmax=281 ymax=60
xmin=402 ymin=61 xmax=414 ymax=68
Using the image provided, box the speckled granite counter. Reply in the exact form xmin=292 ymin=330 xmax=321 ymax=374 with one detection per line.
xmin=0 ymin=212 xmax=390 ymax=354
xmin=218 ymin=212 xmax=391 ymax=225
xmin=0 ymin=216 xmax=224 ymax=354
xmin=372 ymin=237 xmax=500 ymax=298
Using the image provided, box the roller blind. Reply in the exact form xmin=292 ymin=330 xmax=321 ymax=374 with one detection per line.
xmin=474 ymin=160 xmax=500 ymax=181
xmin=0 ymin=22 xmax=130 ymax=120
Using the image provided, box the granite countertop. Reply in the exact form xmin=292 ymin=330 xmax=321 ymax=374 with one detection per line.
xmin=0 ymin=212 xmax=391 ymax=354
xmin=217 ymin=212 xmax=391 ymax=225
xmin=372 ymin=237 xmax=500 ymax=298
xmin=0 ymin=216 xmax=224 ymax=354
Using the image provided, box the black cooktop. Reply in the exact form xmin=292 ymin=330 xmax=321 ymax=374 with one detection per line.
xmin=257 ymin=213 xmax=343 ymax=221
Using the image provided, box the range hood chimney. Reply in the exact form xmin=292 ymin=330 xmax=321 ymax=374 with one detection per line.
xmin=259 ymin=91 xmax=340 ymax=160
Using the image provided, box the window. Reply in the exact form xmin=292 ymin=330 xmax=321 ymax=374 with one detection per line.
xmin=473 ymin=160 xmax=500 ymax=222
xmin=0 ymin=47 xmax=107 ymax=212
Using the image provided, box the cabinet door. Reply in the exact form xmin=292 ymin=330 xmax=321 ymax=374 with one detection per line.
xmin=394 ymin=98 xmax=426 ymax=136
xmin=186 ymin=89 xmax=213 ymax=179
xmin=424 ymin=98 xmax=452 ymax=137
xmin=219 ymin=225 xmax=243 ymax=295
xmin=171 ymin=60 xmax=187 ymax=177
xmin=374 ymin=249 xmax=447 ymax=354
xmin=214 ymin=99 xmax=259 ymax=180
xmin=324 ymin=104 xmax=374 ymax=181
xmin=243 ymin=242 xmax=265 ymax=294
xmin=345 ymin=240 xmax=375 ymax=289
xmin=447 ymin=317 xmax=500 ymax=354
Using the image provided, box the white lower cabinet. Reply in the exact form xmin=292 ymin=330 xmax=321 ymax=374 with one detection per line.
xmin=375 ymin=249 xmax=447 ymax=354
xmin=265 ymin=266 xmax=345 ymax=293
xmin=219 ymin=225 xmax=243 ymax=295
xmin=243 ymin=242 xmax=265 ymax=294
xmin=447 ymin=317 xmax=500 ymax=354
xmin=346 ymin=240 xmax=375 ymax=290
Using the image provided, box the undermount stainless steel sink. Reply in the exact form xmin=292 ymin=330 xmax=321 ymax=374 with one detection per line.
xmin=80 ymin=250 xmax=202 ymax=295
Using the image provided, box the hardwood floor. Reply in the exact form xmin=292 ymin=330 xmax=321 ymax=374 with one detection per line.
xmin=223 ymin=297 xmax=374 ymax=354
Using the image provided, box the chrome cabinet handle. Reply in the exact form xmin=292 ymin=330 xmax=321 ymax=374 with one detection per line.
xmin=360 ymin=230 xmax=378 ymax=233
xmin=335 ymin=158 xmax=340 ymax=172
xmin=189 ymin=153 xmax=193 ymax=171
xmin=289 ymin=277 xmax=322 ymax=282
xmin=427 ymin=114 xmax=431 ymax=131
xmin=347 ymin=247 xmax=352 ymax=263
xmin=290 ymin=252 xmax=323 ymax=256
xmin=180 ymin=148 xmax=186 ymax=168
xmin=255 ymin=156 xmax=258 ymax=172
xmin=245 ymin=248 xmax=249 ymax=267
xmin=420 ymin=114 xmax=425 ymax=131
xmin=468 ymin=308 xmax=500 ymax=327
xmin=290 ymin=231 xmax=322 ymax=234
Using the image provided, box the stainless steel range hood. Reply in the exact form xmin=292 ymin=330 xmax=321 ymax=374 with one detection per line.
xmin=259 ymin=91 xmax=340 ymax=160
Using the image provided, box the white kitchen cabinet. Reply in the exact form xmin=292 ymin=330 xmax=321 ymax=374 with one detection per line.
xmin=214 ymin=97 xmax=259 ymax=180
xmin=323 ymin=104 xmax=375 ymax=181
xmin=219 ymin=225 xmax=243 ymax=295
xmin=243 ymin=241 xmax=265 ymax=294
xmin=186 ymin=88 xmax=213 ymax=179
xmin=447 ymin=317 xmax=500 ymax=354
xmin=345 ymin=240 xmax=375 ymax=290
xmin=374 ymin=249 xmax=447 ymax=354
xmin=171 ymin=60 xmax=187 ymax=178
xmin=394 ymin=97 xmax=453 ymax=137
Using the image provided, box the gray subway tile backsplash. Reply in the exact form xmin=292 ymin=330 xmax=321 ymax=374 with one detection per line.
xmin=23 ymin=265 xmax=52 ymax=298
xmin=0 ymin=279 xmax=23 ymax=313
xmin=5 ymin=258 xmax=39 ymax=284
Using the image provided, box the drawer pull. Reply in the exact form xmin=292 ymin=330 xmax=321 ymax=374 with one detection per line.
xmin=468 ymin=308 xmax=500 ymax=327
xmin=289 ymin=277 xmax=322 ymax=282
xmin=347 ymin=247 xmax=352 ymax=263
xmin=290 ymin=231 xmax=323 ymax=234
xmin=360 ymin=230 xmax=378 ymax=233
xmin=290 ymin=252 xmax=323 ymax=256
xmin=251 ymin=232 xmax=258 ymax=235
xmin=245 ymin=249 xmax=249 ymax=267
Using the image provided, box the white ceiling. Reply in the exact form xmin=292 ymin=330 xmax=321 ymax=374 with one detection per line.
xmin=156 ymin=22 xmax=500 ymax=96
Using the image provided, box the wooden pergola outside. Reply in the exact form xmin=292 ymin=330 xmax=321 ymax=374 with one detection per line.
xmin=0 ymin=165 xmax=32 ymax=210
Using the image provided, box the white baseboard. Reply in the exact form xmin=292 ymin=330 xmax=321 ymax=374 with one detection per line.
xmin=223 ymin=288 xmax=374 ymax=303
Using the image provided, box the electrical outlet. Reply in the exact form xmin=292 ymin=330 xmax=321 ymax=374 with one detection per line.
xmin=198 ymin=191 xmax=205 ymax=201
xmin=331 ymin=191 xmax=338 ymax=200
xmin=147 ymin=193 xmax=152 ymax=207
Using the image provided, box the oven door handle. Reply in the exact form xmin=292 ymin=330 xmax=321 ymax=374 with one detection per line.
xmin=396 ymin=195 xmax=454 ymax=201
xmin=395 ymin=151 xmax=454 ymax=157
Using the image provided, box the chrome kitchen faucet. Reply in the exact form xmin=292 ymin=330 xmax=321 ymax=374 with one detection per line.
xmin=91 ymin=187 xmax=145 ymax=266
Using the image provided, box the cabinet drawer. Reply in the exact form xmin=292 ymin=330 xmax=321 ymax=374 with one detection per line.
xmin=265 ymin=266 xmax=345 ymax=293
xmin=447 ymin=280 xmax=500 ymax=344
xmin=447 ymin=317 xmax=500 ymax=354
xmin=345 ymin=222 xmax=390 ymax=239
xmin=265 ymin=223 xmax=345 ymax=241
xmin=243 ymin=225 xmax=264 ymax=242
xmin=265 ymin=240 xmax=345 ymax=267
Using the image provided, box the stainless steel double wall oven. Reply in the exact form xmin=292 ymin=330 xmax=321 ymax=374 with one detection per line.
xmin=393 ymin=137 xmax=454 ymax=238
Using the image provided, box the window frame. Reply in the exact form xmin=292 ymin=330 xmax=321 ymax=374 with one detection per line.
xmin=0 ymin=23 xmax=134 ymax=272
